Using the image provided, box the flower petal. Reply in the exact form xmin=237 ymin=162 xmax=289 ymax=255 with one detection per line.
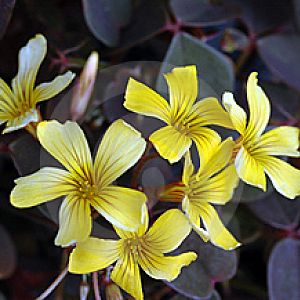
xmin=187 ymin=97 xmax=235 ymax=129
xmin=144 ymin=209 xmax=191 ymax=253
xmin=164 ymin=65 xmax=198 ymax=122
xmin=92 ymin=186 xmax=146 ymax=231
xmin=111 ymin=253 xmax=143 ymax=300
xmin=34 ymin=71 xmax=75 ymax=103
xmin=182 ymin=151 xmax=194 ymax=185
xmin=37 ymin=120 xmax=93 ymax=180
xmin=55 ymin=195 xmax=92 ymax=247
xmin=253 ymin=126 xmax=300 ymax=157
xmin=10 ymin=167 xmax=73 ymax=208
xmin=139 ymin=251 xmax=197 ymax=282
xmin=3 ymin=108 xmax=39 ymax=134
xmin=259 ymin=156 xmax=300 ymax=199
xmin=69 ymin=237 xmax=120 ymax=274
xmin=0 ymin=78 xmax=18 ymax=118
xmin=124 ymin=77 xmax=171 ymax=124
xmin=200 ymin=203 xmax=240 ymax=250
xmin=222 ymin=92 xmax=247 ymax=135
xmin=94 ymin=119 xmax=146 ymax=187
xmin=189 ymin=127 xmax=221 ymax=173
xmin=150 ymin=125 xmax=192 ymax=163
xmin=235 ymin=146 xmax=266 ymax=191
xmin=244 ymin=72 xmax=270 ymax=141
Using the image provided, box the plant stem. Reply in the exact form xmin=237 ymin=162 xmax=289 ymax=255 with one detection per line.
xmin=35 ymin=265 xmax=68 ymax=300
xmin=93 ymin=272 xmax=102 ymax=300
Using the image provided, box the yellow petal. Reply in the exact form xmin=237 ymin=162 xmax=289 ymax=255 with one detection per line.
xmin=235 ymin=146 xmax=266 ymax=191
xmin=69 ymin=237 xmax=120 ymax=274
xmin=245 ymin=72 xmax=270 ymax=141
xmin=189 ymin=127 xmax=221 ymax=173
xmin=139 ymin=251 xmax=197 ymax=282
xmin=259 ymin=156 xmax=300 ymax=199
xmin=0 ymin=77 xmax=17 ymax=118
xmin=92 ymin=186 xmax=146 ymax=231
xmin=111 ymin=253 xmax=143 ymax=300
xmin=182 ymin=151 xmax=194 ymax=185
xmin=149 ymin=125 xmax=192 ymax=163
xmin=55 ymin=195 xmax=92 ymax=247
xmin=3 ymin=108 xmax=39 ymax=134
xmin=34 ymin=71 xmax=75 ymax=103
xmin=200 ymin=203 xmax=240 ymax=250
xmin=253 ymin=126 xmax=300 ymax=157
xmin=222 ymin=92 xmax=247 ymax=134
xmin=37 ymin=120 xmax=93 ymax=180
xmin=10 ymin=167 xmax=73 ymax=208
xmin=197 ymin=137 xmax=235 ymax=180
xmin=164 ymin=65 xmax=198 ymax=122
xmin=114 ymin=204 xmax=149 ymax=239
xmin=187 ymin=97 xmax=235 ymax=129
xmin=94 ymin=119 xmax=146 ymax=187
xmin=124 ymin=77 xmax=171 ymax=124
xmin=144 ymin=209 xmax=191 ymax=253
xmin=13 ymin=34 xmax=46 ymax=93
xmin=182 ymin=197 xmax=210 ymax=242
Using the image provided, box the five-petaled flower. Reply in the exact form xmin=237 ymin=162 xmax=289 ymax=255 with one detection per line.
xmin=223 ymin=72 xmax=300 ymax=199
xmin=10 ymin=119 xmax=147 ymax=246
xmin=160 ymin=139 xmax=240 ymax=250
xmin=69 ymin=207 xmax=197 ymax=300
xmin=0 ymin=34 xmax=75 ymax=134
xmin=124 ymin=65 xmax=234 ymax=168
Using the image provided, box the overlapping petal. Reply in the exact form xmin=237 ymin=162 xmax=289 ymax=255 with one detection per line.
xmin=164 ymin=65 xmax=197 ymax=122
xmin=10 ymin=167 xmax=74 ymax=207
xmin=182 ymin=152 xmax=194 ymax=185
xmin=149 ymin=125 xmax=192 ymax=163
xmin=37 ymin=120 xmax=93 ymax=180
xmin=94 ymin=119 xmax=146 ymax=187
xmin=144 ymin=209 xmax=191 ymax=253
xmin=92 ymin=186 xmax=146 ymax=231
xmin=0 ymin=78 xmax=17 ymax=119
xmin=124 ymin=78 xmax=171 ymax=124
xmin=259 ymin=156 xmax=300 ymax=199
xmin=55 ymin=195 xmax=92 ymax=247
xmin=111 ymin=252 xmax=143 ymax=300
xmin=139 ymin=251 xmax=197 ymax=282
xmin=200 ymin=203 xmax=240 ymax=250
xmin=235 ymin=146 xmax=266 ymax=191
xmin=34 ymin=71 xmax=75 ymax=103
xmin=69 ymin=237 xmax=120 ymax=274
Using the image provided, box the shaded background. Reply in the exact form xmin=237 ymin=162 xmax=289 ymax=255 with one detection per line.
xmin=0 ymin=0 xmax=300 ymax=299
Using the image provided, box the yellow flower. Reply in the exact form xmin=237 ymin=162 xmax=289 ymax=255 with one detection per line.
xmin=0 ymin=34 xmax=75 ymax=134
xmin=160 ymin=139 xmax=240 ymax=250
xmin=223 ymin=72 xmax=300 ymax=199
xmin=10 ymin=119 xmax=147 ymax=247
xmin=69 ymin=207 xmax=197 ymax=300
xmin=124 ymin=65 xmax=234 ymax=167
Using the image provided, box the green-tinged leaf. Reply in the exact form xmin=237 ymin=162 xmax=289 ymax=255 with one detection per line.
xmin=0 ymin=224 xmax=16 ymax=279
xmin=82 ymin=0 xmax=132 ymax=47
xmin=170 ymin=0 xmax=240 ymax=27
xmin=247 ymin=191 xmax=300 ymax=230
xmin=268 ymin=238 xmax=300 ymax=300
xmin=229 ymin=0 xmax=292 ymax=34
xmin=0 ymin=0 xmax=15 ymax=39
xmin=156 ymin=33 xmax=234 ymax=99
xmin=258 ymin=33 xmax=300 ymax=92
xmin=239 ymin=180 xmax=274 ymax=203
xmin=167 ymin=232 xmax=237 ymax=299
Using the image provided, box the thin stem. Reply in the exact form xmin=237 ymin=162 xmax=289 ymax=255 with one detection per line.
xmin=35 ymin=265 xmax=69 ymax=300
xmin=93 ymin=272 xmax=102 ymax=300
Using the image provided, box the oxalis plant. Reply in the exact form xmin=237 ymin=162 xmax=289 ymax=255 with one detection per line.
xmin=1 ymin=32 xmax=300 ymax=300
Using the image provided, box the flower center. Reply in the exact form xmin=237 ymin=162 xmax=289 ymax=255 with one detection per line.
xmin=173 ymin=121 xmax=189 ymax=135
xmin=78 ymin=180 xmax=96 ymax=201
xmin=124 ymin=237 xmax=143 ymax=261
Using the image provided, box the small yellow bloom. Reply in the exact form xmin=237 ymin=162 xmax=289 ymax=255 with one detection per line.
xmin=160 ymin=140 xmax=240 ymax=250
xmin=10 ymin=119 xmax=147 ymax=246
xmin=69 ymin=208 xmax=197 ymax=300
xmin=0 ymin=34 xmax=75 ymax=134
xmin=124 ymin=65 xmax=234 ymax=167
xmin=223 ymin=72 xmax=300 ymax=199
